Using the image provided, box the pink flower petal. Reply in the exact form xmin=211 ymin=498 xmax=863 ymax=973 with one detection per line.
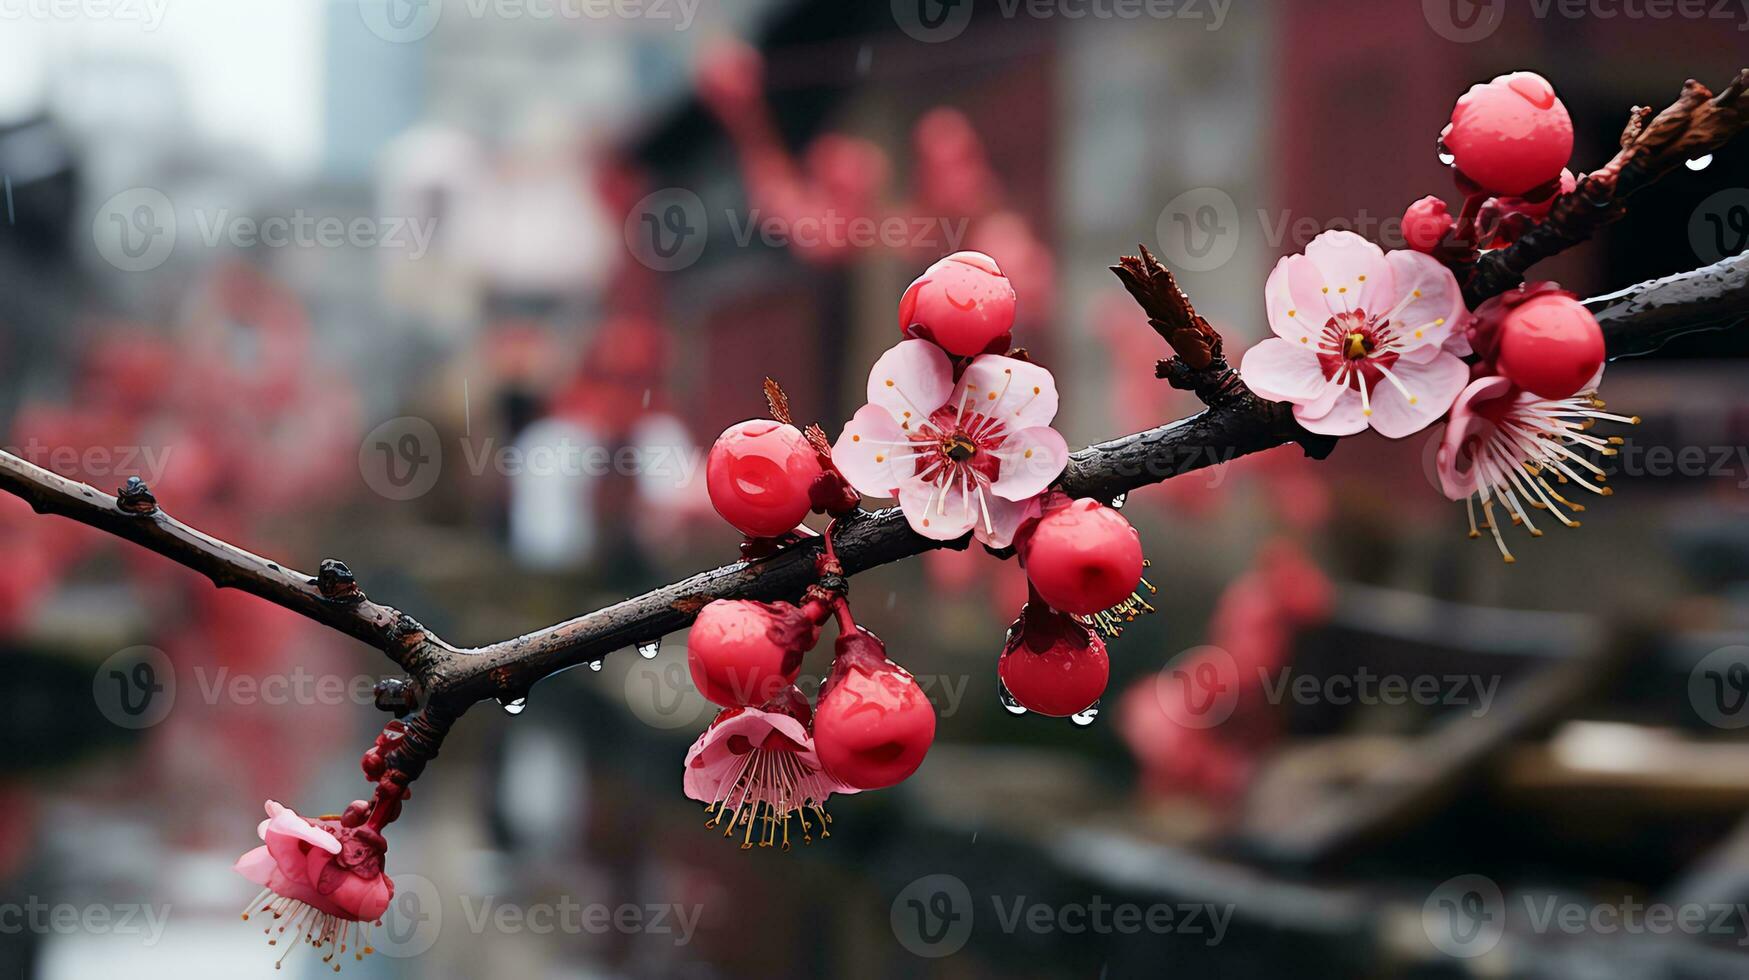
xmin=990 ymin=426 xmax=1068 ymax=501
xmin=1267 ymin=254 xmax=1342 ymax=342
xmin=951 ymin=354 xmax=1059 ymax=431
xmin=895 ymin=475 xmax=980 ymax=541
xmin=972 ymin=493 xmax=1039 ymax=549
xmin=1295 ymin=387 xmax=1369 ymax=436
xmin=1381 ymin=250 xmax=1466 ymax=359
xmin=266 ymin=808 xmax=342 ymax=855
xmin=866 ymin=340 xmax=953 ymax=427
xmin=1366 ymin=352 xmax=1470 ymax=439
xmin=1240 ymin=338 xmax=1329 ymax=404
xmin=1305 ymin=230 xmax=1394 ymax=314
xmin=832 ymin=404 xmax=910 ymax=497
xmin=233 ymin=845 xmax=277 ymax=887
xmin=1437 ymin=376 xmax=1516 ymax=500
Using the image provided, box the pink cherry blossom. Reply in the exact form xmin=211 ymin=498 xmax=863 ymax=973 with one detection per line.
xmin=235 ymin=800 xmax=393 ymax=969
xmin=831 ymin=339 xmax=1068 ymax=547
xmin=1240 ymin=230 xmax=1471 ymax=438
xmin=684 ymin=688 xmax=855 ymax=848
xmin=1436 ymin=368 xmax=1637 ymax=562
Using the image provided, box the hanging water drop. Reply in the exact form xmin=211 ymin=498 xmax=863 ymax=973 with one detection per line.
xmin=588 ymin=660 xmax=603 ymax=672
xmin=997 ymin=678 xmax=1028 ymax=716
xmin=1687 ymin=153 xmax=1714 ymax=172
xmin=1109 ymin=493 xmax=1127 ymax=510
xmin=1070 ymin=701 xmax=1101 ymax=727
xmin=637 ymin=640 xmax=659 ymax=659
xmin=1437 ymin=149 xmax=1456 ymax=167
xmin=499 ymin=696 xmax=528 ymax=716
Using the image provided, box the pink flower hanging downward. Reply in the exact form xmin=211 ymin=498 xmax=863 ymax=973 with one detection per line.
xmin=831 ymin=339 xmax=1069 ymax=547
xmin=1436 ymin=369 xmax=1639 ymax=562
xmin=684 ymin=686 xmax=855 ymax=849
xmin=235 ymin=800 xmax=393 ymax=971
xmin=1240 ymin=230 xmax=1471 ymax=438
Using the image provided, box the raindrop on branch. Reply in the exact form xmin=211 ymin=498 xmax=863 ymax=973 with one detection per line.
xmin=588 ymin=660 xmax=603 ymax=672
xmin=1687 ymin=153 xmax=1715 ymax=172
xmin=1109 ymin=493 xmax=1127 ymax=510
xmin=499 ymin=696 xmax=528 ymax=716
xmin=637 ymin=640 xmax=660 ymax=659
xmin=1437 ymin=149 xmax=1456 ymax=166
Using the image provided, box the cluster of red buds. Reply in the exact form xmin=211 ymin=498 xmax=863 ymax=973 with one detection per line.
xmin=688 ymin=250 xmax=1161 ymax=845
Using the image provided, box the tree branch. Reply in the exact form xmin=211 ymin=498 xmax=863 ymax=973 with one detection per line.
xmin=3 ymin=254 xmax=1742 ymax=717
xmin=1 ymin=74 xmax=1744 ymax=781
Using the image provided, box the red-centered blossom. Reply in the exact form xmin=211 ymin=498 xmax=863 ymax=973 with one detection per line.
xmin=1436 ymin=370 xmax=1639 ymax=563
xmin=684 ymin=686 xmax=856 ymax=848
xmin=832 ymin=340 xmax=1068 ymax=547
xmin=235 ymin=800 xmax=392 ymax=971
xmin=1239 ymin=231 xmax=1470 ymax=438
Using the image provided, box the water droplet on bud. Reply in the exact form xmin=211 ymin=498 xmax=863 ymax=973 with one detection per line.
xmin=1687 ymin=153 xmax=1714 ymax=172
xmin=499 ymin=696 xmax=527 ymax=716
xmin=637 ymin=640 xmax=659 ymax=659
xmin=1070 ymin=701 xmax=1101 ymax=727
xmin=997 ymin=678 xmax=1028 ymax=716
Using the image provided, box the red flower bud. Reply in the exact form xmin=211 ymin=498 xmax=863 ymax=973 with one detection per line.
xmin=1442 ymin=71 xmax=1573 ymax=197
xmin=813 ymin=627 xmax=935 ymax=790
xmin=687 ymin=599 xmax=821 ymax=707
xmin=706 ymin=420 xmax=824 ymax=538
xmin=1019 ymin=498 xmax=1144 ymax=616
xmin=898 ymin=251 xmax=1016 ymax=357
xmin=998 ymin=601 xmax=1109 ymax=718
